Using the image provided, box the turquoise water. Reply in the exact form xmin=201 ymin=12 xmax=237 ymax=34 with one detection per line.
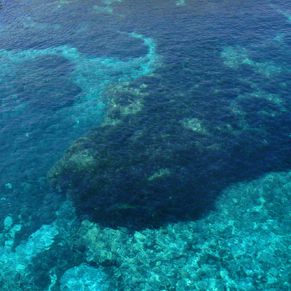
xmin=0 ymin=0 xmax=290 ymax=290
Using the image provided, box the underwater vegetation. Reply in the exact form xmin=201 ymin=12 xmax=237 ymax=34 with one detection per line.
xmin=73 ymin=170 xmax=290 ymax=290
xmin=0 ymin=30 xmax=158 ymax=226
xmin=50 ymin=43 xmax=291 ymax=229
xmin=0 ymin=0 xmax=291 ymax=289
xmin=2 ymin=169 xmax=290 ymax=290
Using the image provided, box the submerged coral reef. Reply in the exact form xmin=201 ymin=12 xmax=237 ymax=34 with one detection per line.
xmin=60 ymin=264 xmax=109 ymax=291
xmin=1 ymin=170 xmax=290 ymax=290
xmin=1 ymin=0 xmax=291 ymax=289
xmin=74 ymin=170 xmax=291 ymax=290
xmin=0 ymin=218 xmax=58 ymax=290
xmin=49 ymin=47 xmax=291 ymax=228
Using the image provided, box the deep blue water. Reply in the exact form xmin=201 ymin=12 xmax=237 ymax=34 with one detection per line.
xmin=0 ymin=0 xmax=290 ymax=290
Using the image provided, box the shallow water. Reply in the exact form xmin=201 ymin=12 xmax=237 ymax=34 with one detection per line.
xmin=0 ymin=0 xmax=290 ymax=290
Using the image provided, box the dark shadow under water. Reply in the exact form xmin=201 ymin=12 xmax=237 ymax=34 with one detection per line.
xmin=50 ymin=65 xmax=291 ymax=229
xmin=47 ymin=0 xmax=291 ymax=230
xmin=0 ymin=0 xmax=290 ymax=231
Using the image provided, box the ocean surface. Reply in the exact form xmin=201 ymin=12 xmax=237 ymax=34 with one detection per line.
xmin=0 ymin=0 xmax=290 ymax=290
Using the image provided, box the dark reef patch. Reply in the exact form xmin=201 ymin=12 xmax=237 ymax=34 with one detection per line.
xmin=47 ymin=0 xmax=291 ymax=230
xmin=49 ymin=62 xmax=291 ymax=229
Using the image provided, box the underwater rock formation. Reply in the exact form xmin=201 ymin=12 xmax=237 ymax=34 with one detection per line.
xmin=50 ymin=80 xmax=220 ymax=228
xmin=48 ymin=31 xmax=291 ymax=229
xmin=0 ymin=218 xmax=58 ymax=290
xmin=49 ymin=59 xmax=291 ymax=228
xmin=74 ymin=170 xmax=291 ymax=290
xmin=60 ymin=264 xmax=109 ymax=291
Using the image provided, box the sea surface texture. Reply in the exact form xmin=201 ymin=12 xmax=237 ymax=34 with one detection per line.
xmin=0 ymin=0 xmax=290 ymax=290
